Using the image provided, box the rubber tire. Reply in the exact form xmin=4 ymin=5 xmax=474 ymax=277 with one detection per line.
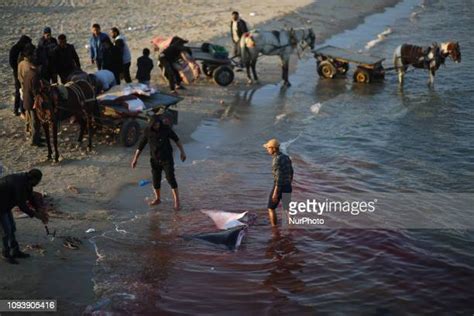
xmin=317 ymin=60 xmax=337 ymax=79
xmin=119 ymin=119 xmax=140 ymax=147
xmin=353 ymin=68 xmax=371 ymax=83
xmin=202 ymin=63 xmax=213 ymax=77
xmin=213 ymin=65 xmax=234 ymax=86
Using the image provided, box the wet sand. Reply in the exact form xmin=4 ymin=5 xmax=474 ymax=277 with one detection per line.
xmin=0 ymin=0 xmax=399 ymax=314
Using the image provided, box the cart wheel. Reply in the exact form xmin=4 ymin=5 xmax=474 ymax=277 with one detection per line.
xmin=120 ymin=119 xmax=140 ymax=147
xmin=353 ymin=68 xmax=371 ymax=83
xmin=354 ymin=68 xmax=371 ymax=83
xmin=202 ymin=63 xmax=213 ymax=77
xmin=213 ymin=66 xmax=234 ymax=86
xmin=317 ymin=61 xmax=337 ymax=79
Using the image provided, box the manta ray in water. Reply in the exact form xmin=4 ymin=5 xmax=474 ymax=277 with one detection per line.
xmin=187 ymin=210 xmax=249 ymax=250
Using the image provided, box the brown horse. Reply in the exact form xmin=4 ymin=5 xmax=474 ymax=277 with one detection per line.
xmin=35 ymin=79 xmax=99 ymax=162
xmin=393 ymin=41 xmax=461 ymax=87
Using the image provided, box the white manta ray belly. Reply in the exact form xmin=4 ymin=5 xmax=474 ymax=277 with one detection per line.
xmin=201 ymin=210 xmax=248 ymax=230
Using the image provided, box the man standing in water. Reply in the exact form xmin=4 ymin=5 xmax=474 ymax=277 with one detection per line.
xmin=131 ymin=116 xmax=186 ymax=209
xmin=263 ymin=139 xmax=294 ymax=226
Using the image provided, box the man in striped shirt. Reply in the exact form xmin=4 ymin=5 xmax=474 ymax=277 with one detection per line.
xmin=263 ymin=139 xmax=294 ymax=226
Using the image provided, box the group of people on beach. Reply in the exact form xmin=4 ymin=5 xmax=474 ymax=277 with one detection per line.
xmin=1 ymin=11 xmax=294 ymax=264
xmin=7 ymin=10 xmax=255 ymax=146
xmin=9 ymin=24 xmax=155 ymax=146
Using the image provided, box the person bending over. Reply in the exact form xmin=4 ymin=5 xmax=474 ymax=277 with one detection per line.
xmin=0 ymin=169 xmax=48 ymax=264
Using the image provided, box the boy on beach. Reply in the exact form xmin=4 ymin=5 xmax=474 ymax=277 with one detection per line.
xmin=136 ymin=48 xmax=154 ymax=85
xmin=131 ymin=116 xmax=186 ymax=210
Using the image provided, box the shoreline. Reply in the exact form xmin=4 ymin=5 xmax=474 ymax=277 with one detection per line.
xmin=0 ymin=0 xmax=401 ymax=314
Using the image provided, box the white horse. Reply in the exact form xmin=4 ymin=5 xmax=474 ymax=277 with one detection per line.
xmin=393 ymin=41 xmax=461 ymax=87
xmin=240 ymin=28 xmax=315 ymax=87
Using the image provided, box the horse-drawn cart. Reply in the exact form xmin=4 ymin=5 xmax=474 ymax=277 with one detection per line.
xmin=187 ymin=44 xmax=236 ymax=87
xmin=314 ymin=45 xmax=385 ymax=83
xmin=98 ymin=89 xmax=182 ymax=147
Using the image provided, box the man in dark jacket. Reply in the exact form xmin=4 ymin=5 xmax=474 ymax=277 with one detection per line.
xmin=159 ymin=37 xmax=188 ymax=93
xmin=0 ymin=169 xmax=46 ymax=264
xmin=131 ymin=116 xmax=187 ymax=210
xmin=9 ymin=35 xmax=32 ymax=116
xmin=102 ymin=37 xmax=123 ymax=85
xmin=230 ymin=11 xmax=249 ymax=59
xmin=110 ymin=27 xmax=132 ymax=83
xmin=53 ymin=34 xmax=81 ymax=83
xmin=136 ymin=48 xmax=154 ymax=84
xmin=36 ymin=27 xmax=58 ymax=83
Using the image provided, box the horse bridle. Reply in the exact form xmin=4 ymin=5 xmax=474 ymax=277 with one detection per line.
xmin=445 ymin=43 xmax=461 ymax=62
xmin=296 ymin=29 xmax=315 ymax=51
xmin=35 ymin=82 xmax=57 ymax=125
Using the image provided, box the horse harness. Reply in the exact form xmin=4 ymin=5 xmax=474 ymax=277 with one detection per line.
xmin=247 ymin=29 xmax=305 ymax=54
xmin=65 ymin=80 xmax=96 ymax=111
xmin=400 ymin=43 xmax=446 ymax=70
xmin=36 ymin=80 xmax=97 ymax=125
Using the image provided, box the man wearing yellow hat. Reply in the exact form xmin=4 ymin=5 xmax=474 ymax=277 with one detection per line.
xmin=263 ymin=138 xmax=294 ymax=226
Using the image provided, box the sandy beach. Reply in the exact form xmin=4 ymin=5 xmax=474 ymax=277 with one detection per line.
xmin=0 ymin=0 xmax=402 ymax=314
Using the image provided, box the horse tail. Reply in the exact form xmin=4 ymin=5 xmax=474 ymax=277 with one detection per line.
xmin=240 ymin=34 xmax=249 ymax=65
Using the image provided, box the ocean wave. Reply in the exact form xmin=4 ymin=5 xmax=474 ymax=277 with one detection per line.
xmin=280 ymin=134 xmax=301 ymax=154
xmin=364 ymin=28 xmax=392 ymax=50
xmin=310 ymin=102 xmax=322 ymax=115
xmin=274 ymin=113 xmax=288 ymax=125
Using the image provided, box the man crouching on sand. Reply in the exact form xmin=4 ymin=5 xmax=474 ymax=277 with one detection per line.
xmin=263 ymin=139 xmax=293 ymax=226
xmin=131 ymin=116 xmax=186 ymax=209
xmin=0 ymin=169 xmax=48 ymax=264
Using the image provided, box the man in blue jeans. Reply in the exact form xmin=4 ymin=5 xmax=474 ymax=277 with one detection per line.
xmin=263 ymin=139 xmax=294 ymax=226
xmin=89 ymin=23 xmax=110 ymax=70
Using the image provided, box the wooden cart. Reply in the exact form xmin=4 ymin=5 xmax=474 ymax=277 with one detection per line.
xmin=98 ymin=92 xmax=182 ymax=147
xmin=313 ymin=45 xmax=385 ymax=83
xmin=187 ymin=46 xmax=236 ymax=86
